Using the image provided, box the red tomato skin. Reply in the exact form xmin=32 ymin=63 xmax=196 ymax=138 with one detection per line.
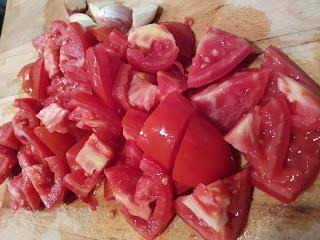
xmin=189 ymin=68 xmax=269 ymax=133
xmin=32 ymin=57 xmax=51 ymax=99
xmin=136 ymin=92 xmax=197 ymax=171
xmin=17 ymin=145 xmax=38 ymax=168
xmin=34 ymin=126 xmax=76 ymax=157
xmin=105 ymin=29 xmax=128 ymax=61
xmin=121 ymin=108 xmax=149 ymax=141
xmin=159 ymin=21 xmax=195 ymax=66
xmin=0 ymin=122 xmax=21 ymax=150
xmin=112 ymin=63 xmax=132 ymax=112
xmin=86 ymin=45 xmax=121 ymax=111
xmin=18 ymin=63 xmax=34 ymax=96
xmin=172 ymin=113 xmax=235 ymax=188
xmin=261 ymin=46 xmax=320 ymax=105
xmin=188 ymin=28 xmax=256 ymax=88
xmin=175 ymin=168 xmax=253 ymax=240
xmin=0 ymin=147 xmax=17 ymax=184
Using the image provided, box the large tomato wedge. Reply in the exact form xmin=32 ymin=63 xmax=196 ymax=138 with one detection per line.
xmin=225 ymin=95 xmax=291 ymax=177
xmin=159 ymin=21 xmax=195 ymax=66
xmin=18 ymin=63 xmax=34 ymax=96
xmin=105 ymin=156 xmax=174 ymax=239
xmin=261 ymin=46 xmax=320 ymax=105
xmin=172 ymin=113 xmax=235 ymax=188
xmin=190 ymin=68 xmax=269 ymax=133
xmin=32 ymin=57 xmax=51 ymax=99
xmin=175 ymin=167 xmax=253 ymax=240
xmin=24 ymin=156 xmax=69 ymax=209
xmin=137 ymin=92 xmax=196 ymax=171
xmin=127 ymin=24 xmax=179 ymax=73
xmin=86 ymin=45 xmax=121 ymax=111
xmin=188 ymin=28 xmax=257 ymax=88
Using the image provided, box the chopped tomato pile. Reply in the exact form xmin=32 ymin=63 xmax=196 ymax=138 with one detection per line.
xmin=1 ymin=18 xmax=319 ymax=240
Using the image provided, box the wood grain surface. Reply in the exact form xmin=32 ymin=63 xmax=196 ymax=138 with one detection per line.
xmin=0 ymin=0 xmax=319 ymax=239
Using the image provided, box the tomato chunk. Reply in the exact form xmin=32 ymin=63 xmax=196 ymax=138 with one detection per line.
xmin=173 ymin=114 xmax=235 ymax=188
xmin=88 ymin=26 xmax=113 ymax=42
xmin=105 ymin=156 xmax=174 ymax=239
xmin=24 ymin=156 xmax=69 ymax=208
xmin=34 ymin=126 xmax=76 ymax=157
xmin=32 ymin=57 xmax=51 ymax=99
xmin=175 ymin=167 xmax=253 ymax=240
xmin=188 ymin=28 xmax=256 ymax=88
xmin=261 ymin=46 xmax=320 ymax=104
xmin=18 ymin=63 xmax=34 ymax=96
xmin=127 ymin=24 xmax=179 ymax=73
xmin=120 ymin=140 xmax=143 ymax=168
xmin=86 ymin=45 xmax=121 ymax=111
xmin=0 ymin=122 xmax=21 ymax=150
xmin=190 ymin=68 xmax=269 ymax=133
xmin=121 ymin=108 xmax=149 ymax=141
xmin=159 ymin=21 xmax=195 ymax=66
xmin=0 ymin=146 xmax=17 ymax=184
xmin=137 ymin=92 xmax=196 ymax=171
xmin=106 ymin=29 xmax=128 ymax=61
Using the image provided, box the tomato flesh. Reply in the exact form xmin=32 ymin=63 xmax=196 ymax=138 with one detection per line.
xmin=173 ymin=114 xmax=235 ymax=188
xmin=121 ymin=108 xmax=149 ymax=141
xmin=137 ymin=92 xmax=196 ymax=171
xmin=32 ymin=57 xmax=51 ymax=99
xmin=0 ymin=122 xmax=21 ymax=150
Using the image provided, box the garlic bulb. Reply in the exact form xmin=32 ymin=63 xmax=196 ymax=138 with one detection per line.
xmin=96 ymin=4 xmax=132 ymax=32
xmin=87 ymin=0 xmax=116 ymax=18
xmin=69 ymin=13 xmax=97 ymax=28
xmin=132 ymin=3 xmax=158 ymax=28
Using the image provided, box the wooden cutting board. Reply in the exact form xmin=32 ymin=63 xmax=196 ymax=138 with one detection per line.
xmin=0 ymin=0 xmax=319 ymax=239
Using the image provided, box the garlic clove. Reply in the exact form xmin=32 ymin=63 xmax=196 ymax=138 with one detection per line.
xmin=69 ymin=13 xmax=97 ymax=28
xmin=132 ymin=3 xmax=158 ymax=28
xmin=64 ymin=0 xmax=87 ymax=16
xmin=95 ymin=4 xmax=132 ymax=32
xmin=87 ymin=0 xmax=117 ymax=18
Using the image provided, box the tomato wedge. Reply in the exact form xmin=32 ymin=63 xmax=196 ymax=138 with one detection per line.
xmin=32 ymin=57 xmax=51 ymax=99
xmin=121 ymin=108 xmax=149 ymax=141
xmin=127 ymin=24 xmax=179 ymax=73
xmin=172 ymin=113 xmax=235 ymax=188
xmin=137 ymin=92 xmax=196 ymax=171
xmin=18 ymin=63 xmax=34 ymax=96
xmin=188 ymin=28 xmax=257 ymax=88
xmin=0 ymin=146 xmax=17 ymax=184
xmin=190 ymin=68 xmax=269 ymax=133
xmin=175 ymin=167 xmax=253 ymax=240
xmin=0 ymin=122 xmax=21 ymax=150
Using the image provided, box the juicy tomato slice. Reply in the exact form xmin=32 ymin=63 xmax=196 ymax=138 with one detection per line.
xmin=277 ymin=75 xmax=320 ymax=131
xmin=86 ymin=45 xmax=121 ymax=111
xmin=121 ymin=108 xmax=149 ymax=141
xmin=188 ymin=28 xmax=256 ymax=88
xmin=190 ymin=68 xmax=269 ymax=133
xmin=106 ymin=157 xmax=174 ymax=239
xmin=127 ymin=24 xmax=179 ymax=73
xmin=7 ymin=173 xmax=41 ymax=211
xmin=24 ymin=156 xmax=69 ymax=209
xmin=105 ymin=29 xmax=128 ymax=61
xmin=36 ymin=103 xmax=70 ymax=134
xmin=112 ymin=63 xmax=132 ymax=112
xmin=172 ymin=113 xmax=235 ymax=188
xmin=159 ymin=21 xmax=195 ymax=66
xmin=18 ymin=62 xmax=34 ymax=96
xmin=34 ymin=126 xmax=76 ymax=157
xmin=225 ymin=95 xmax=291 ymax=177
xmin=0 ymin=122 xmax=21 ymax=150
xmin=88 ymin=26 xmax=113 ymax=42
xmin=120 ymin=140 xmax=143 ymax=168
xmin=32 ymin=57 xmax=51 ymax=99
xmin=261 ymin=46 xmax=320 ymax=105
xmin=175 ymin=167 xmax=253 ymax=240
xmin=157 ymin=67 xmax=187 ymax=101
xmin=59 ymin=22 xmax=95 ymax=75
xmin=63 ymin=168 xmax=104 ymax=198
xmin=0 ymin=146 xmax=17 ymax=184
xmin=137 ymin=92 xmax=196 ymax=171
xmin=128 ymin=72 xmax=159 ymax=112
xmin=251 ymin=130 xmax=320 ymax=204
xmin=69 ymin=93 xmax=122 ymax=137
